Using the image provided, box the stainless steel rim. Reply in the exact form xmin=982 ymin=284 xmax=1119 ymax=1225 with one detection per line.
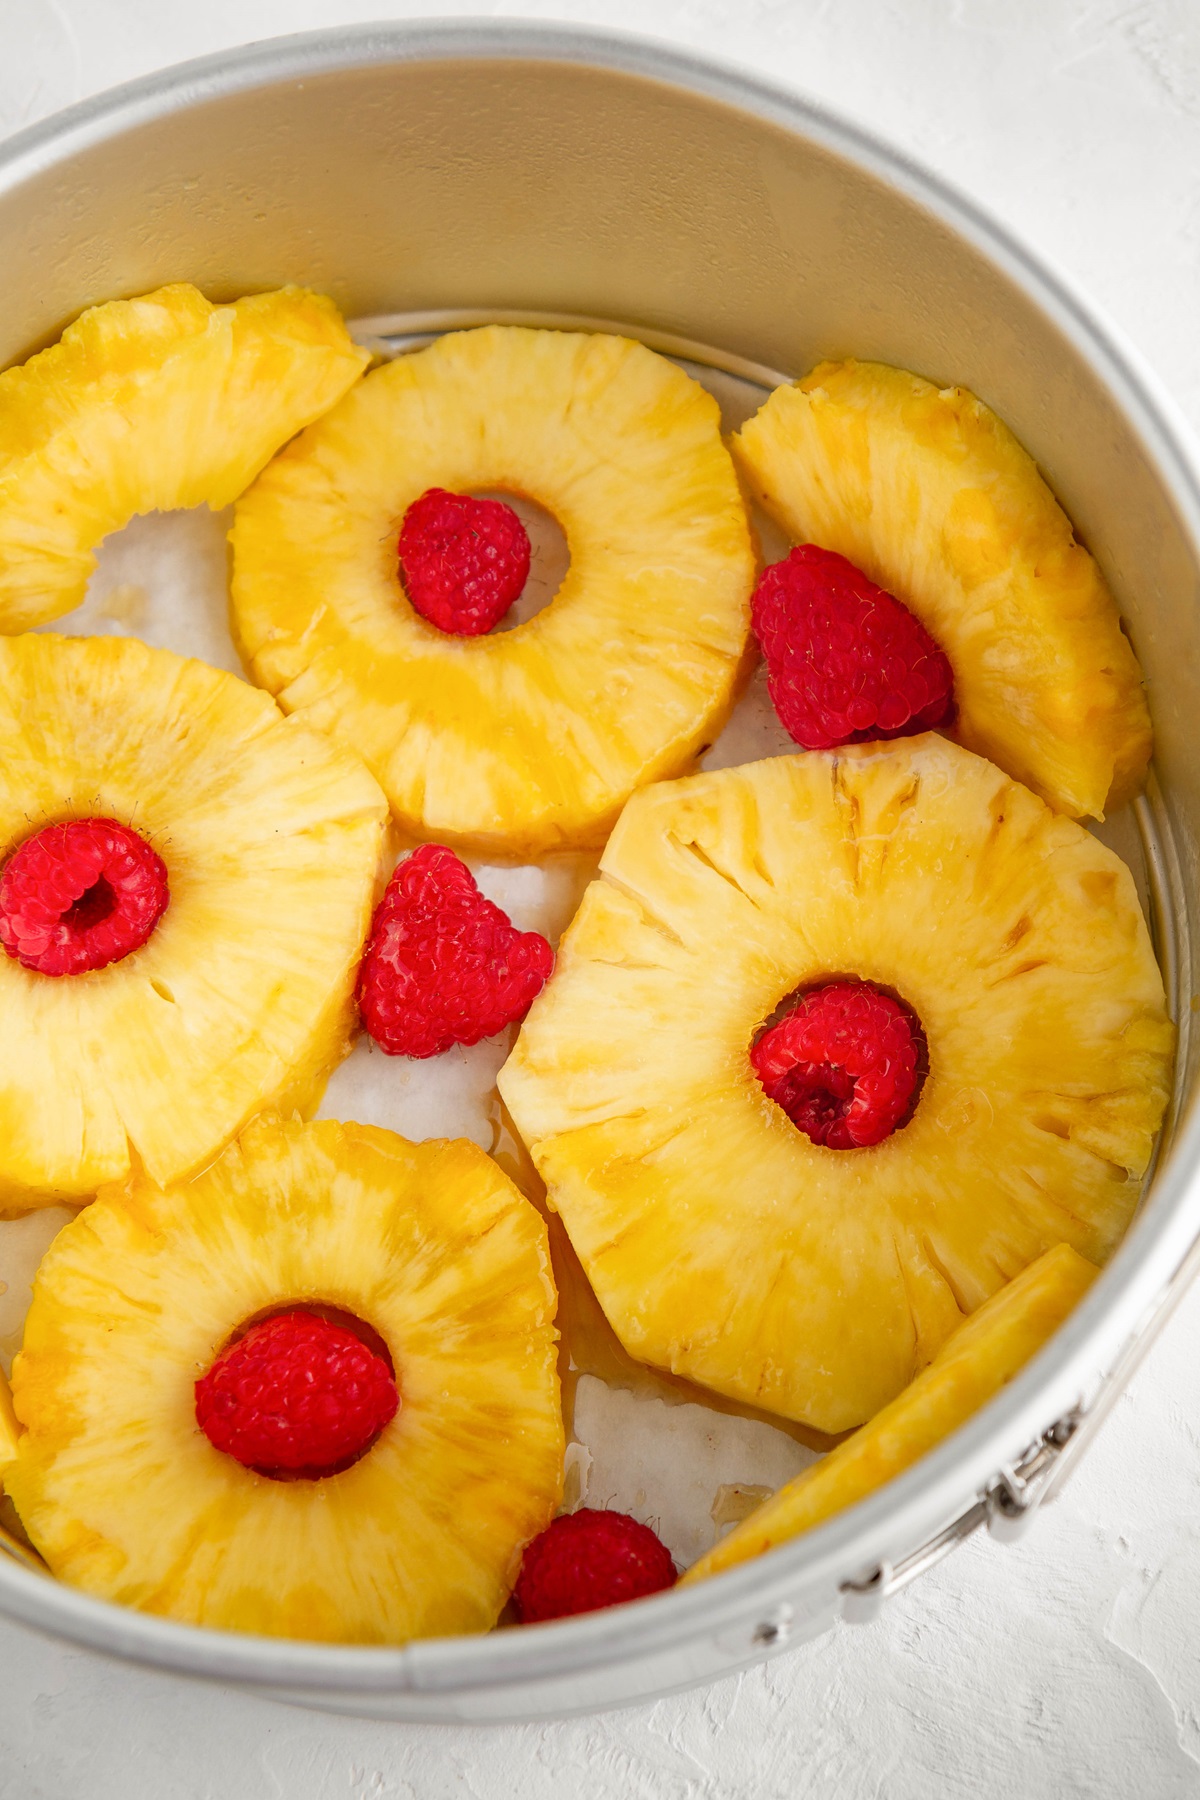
xmin=2 ymin=16 xmax=1200 ymax=1694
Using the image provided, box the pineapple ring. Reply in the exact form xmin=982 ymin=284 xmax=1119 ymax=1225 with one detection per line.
xmin=0 ymin=284 xmax=369 ymax=633
xmin=498 ymin=736 xmax=1173 ymax=1434
xmin=0 ymin=634 xmax=387 ymax=1212
xmin=230 ymin=325 xmax=757 ymax=856
xmin=735 ymin=360 xmax=1152 ymax=821
xmin=6 ymin=1117 xmax=564 ymax=1644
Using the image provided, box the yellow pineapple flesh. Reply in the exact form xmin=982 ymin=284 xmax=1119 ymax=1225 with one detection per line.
xmin=0 ymin=633 xmax=387 ymax=1211
xmin=735 ymin=360 xmax=1151 ymax=819
xmin=6 ymin=1115 xmax=563 ymax=1643
xmin=0 ymin=1369 xmax=19 ymax=1483
xmin=683 ymin=1242 xmax=1096 ymax=1582
xmin=0 ymin=284 xmax=368 ymax=632
xmin=498 ymin=737 xmax=1171 ymax=1434
xmin=230 ymin=325 xmax=756 ymax=857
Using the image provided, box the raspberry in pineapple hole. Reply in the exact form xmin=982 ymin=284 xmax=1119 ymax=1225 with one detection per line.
xmin=398 ymin=488 xmax=569 ymax=637
xmin=195 ymin=1306 xmax=398 ymax=1480
xmin=752 ymin=979 xmax=928 ymax=1149
xmin=0 ymin=818 xmax=168 ymax=976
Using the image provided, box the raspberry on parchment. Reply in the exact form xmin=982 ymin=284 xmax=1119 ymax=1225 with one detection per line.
xmin=358 ymin=844 xmax=554 ymax=1058
xmin=513 ymin=1509 xmax=677 ymax=1624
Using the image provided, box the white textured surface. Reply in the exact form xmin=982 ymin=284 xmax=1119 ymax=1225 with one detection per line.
xmin=3 ymin=2 xmax=1200 ymax=1794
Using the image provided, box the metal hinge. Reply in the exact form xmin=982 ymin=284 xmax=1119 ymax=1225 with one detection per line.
xmin=840 ymin=1407 xmax=1084 ymax=1625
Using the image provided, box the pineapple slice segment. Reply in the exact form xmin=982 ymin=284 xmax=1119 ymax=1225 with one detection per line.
xmin=230 ymin=325 xmax=756 ymax=856
xmin=0 ymin=1369 xmax=20 ymax=1483
xmin=682 ymin=1242 xmax=1096 ymax=1583
xmin=0 ymin=634 xmax=387 ymax=1212
xmin=6 ymin=1115 xmax=563 ymax=1643
xmin=735 ymin=361 xmax=1151 ymax=820
xmin=0 ymin=283 xmax=368 ymax=632
xmin=499 ymin=737 xmax=1171 ymax=1433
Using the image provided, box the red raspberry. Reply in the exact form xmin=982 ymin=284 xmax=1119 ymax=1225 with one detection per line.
xmin=751 ymin=980 xmax=926 ymax=1149
xmin=752 ymin=545 xmax=954 ymax=750
xmin=195 ymin=1309 xmax=399 ymax=1478
xmin=512 ymin=1509 xmax=677 ymax=1624
xmin=358 ymin=844 xmax=553 ymax=1058
xmin=0 ymin=817 xmax=169 ymax=977
xmin=398 ymin=487 xmax=531 ymax=635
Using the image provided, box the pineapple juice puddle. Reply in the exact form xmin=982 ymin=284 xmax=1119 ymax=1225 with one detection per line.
xmin=3 ymin=313 xmax=1179 ymax=1582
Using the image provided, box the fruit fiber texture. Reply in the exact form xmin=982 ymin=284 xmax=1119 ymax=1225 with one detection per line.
xmin=231 ymin=325 xmax=756 ymax=855
xmin=751 ymin=980 xmax=924 ymax=1149
xmin=0 ymin=817 xmax=169 ymax=976
xmin=752 ymin=544 xmax=954 ymax=750
xmin=735 ymin=360 xmax=1151 ymax=818
xmin=683 ymin=1242 xmax=1097 ymax=1582
xmin=0 ymin=633 xmax=387 ymax=1213
xmin=358 ymin=844 xmax=553 ymax=1058
xmin=6 ymin=1115 xmax=564 ymax=1643
xmin=513 ymin=1509 xmax=677 ymax=1623
xmin=499 ymin=736 xmax=1172 ymax=1433
xmin=398 ymin=487 xmax=532 ymax=635
xmin=0 ymin=1369 xmax=18 ymax=1482
xmin=194 ymin=1309 xmax=399 ymax=1478
xmin=0 ymin=283 xmax=368 ymax=631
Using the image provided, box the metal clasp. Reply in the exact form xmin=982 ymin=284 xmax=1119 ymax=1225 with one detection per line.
xmin=841 ymin=1407 xmax=1083 ymax=1623
xmin=985 ymin=1408 xmax=1083 ymax=1542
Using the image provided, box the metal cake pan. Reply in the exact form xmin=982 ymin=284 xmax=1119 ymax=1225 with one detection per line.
xmin=0 ymin=18 xmax=1198 ymax=1721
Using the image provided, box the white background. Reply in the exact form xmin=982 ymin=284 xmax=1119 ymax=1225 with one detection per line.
xmin=4 ymin=2 xmax=1200 ymax=1795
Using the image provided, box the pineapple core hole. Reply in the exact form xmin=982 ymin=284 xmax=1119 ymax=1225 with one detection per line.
xmin=471 ymin=490 xmax=570 ymax=632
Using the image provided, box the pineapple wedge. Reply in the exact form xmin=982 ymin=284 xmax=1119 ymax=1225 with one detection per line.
xmin=0 ymin=634 xmax=387 ymax=1211
xmin=231 ymin=325 xmax=756 ymax=856
xmin=6 ymin=1116 xmax=563 ymax=1642
xmin=499 ymin=738 xmax=1171 ymax=1433
xmin=735 ymin=361 xmax=1151 ymax=819
xmin=683 ymin=1242 xmax=1096 ymax=1583
xmin=0 ymin=283 xmax=368 ymax=632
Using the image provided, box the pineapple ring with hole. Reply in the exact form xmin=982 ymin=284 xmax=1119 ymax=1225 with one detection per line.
xmin=0 ymin=633 xmax=387 ymax=1213
xmin=682 ymin=1242 xmax=1097 ymax=1582
xmin=0 ymin=283 xmax=369 ymax=633
xmin=230 ymin=325 xmax=757 ymax=857
xmin=498 ymin=735 xmax=1172 ymax=1434
xmin=734 ymin=360 xmax=1152 ymax=821
xmin=5 ymin=1116 xmax=564 ymax=1643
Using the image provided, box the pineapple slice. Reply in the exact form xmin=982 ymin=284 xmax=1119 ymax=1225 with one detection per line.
xmin=0 ymin=633 xmax=387 ymax=1212
xmin=230 ymin=325 xmax=756 ymax=856
xmin=0 ymin=1369 xmax=19 ymax=1484
xmin=6 ymin=1115 xmax=563 ymax=1642
xmin=0 ymin=283 xmax=368 ymax=632
xmin=498 ymin=737 xmax=1171 ymax=1433
xmin=735 ymin=361 xmax=1151 ymax=819
xmin=682 ymin=1242 xmax=1096 ymax=1583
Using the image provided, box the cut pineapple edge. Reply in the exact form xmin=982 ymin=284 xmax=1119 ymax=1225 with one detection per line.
xmin=5 ymin=1115 xmax=564 ymax=1644
xmin=0 ymin=633 xmax=389 ymax=1212
xmin=0 ymin=1368 xmax=18 ymax=1481
xmin=230 ymin=324 xmax=758 ymax=858
xmin=0 ymin=282 xmax=369 ymax=632
xmin=682 ymin=1241 xmax=1097 ymax=1584
xmin=498 ymin=734 xmax=1173 ymax=1436
xmin=734 ymin=359 xmax=1152 ymax=821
